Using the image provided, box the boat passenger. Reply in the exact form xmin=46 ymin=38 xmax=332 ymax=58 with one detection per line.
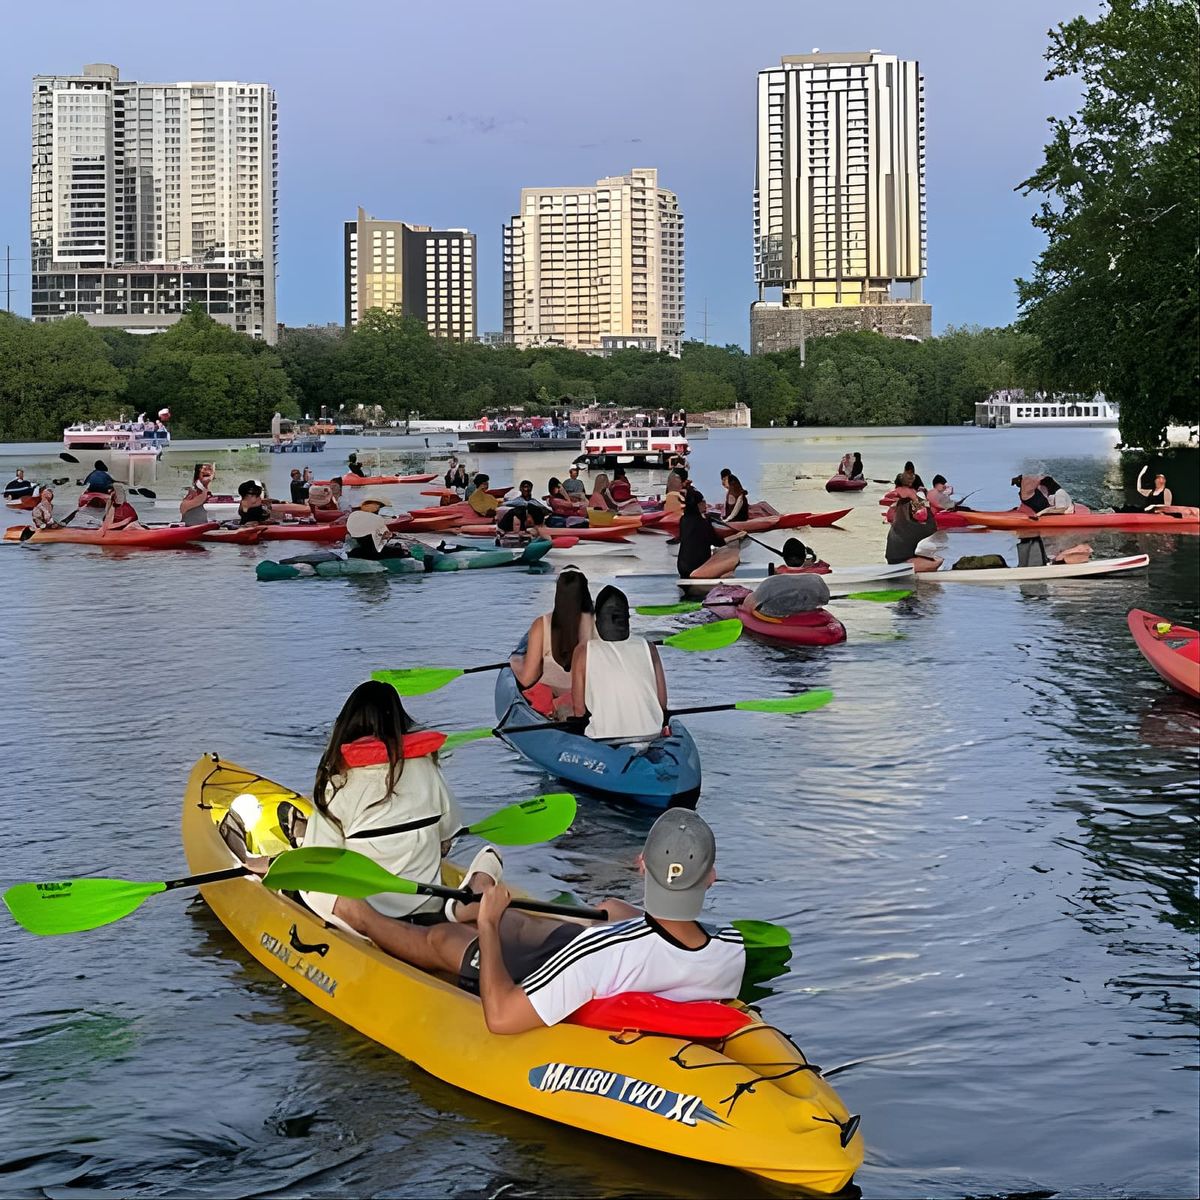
xmin=467 ymin=474 xmax=501 ymax=517
xmin=589 ymin=473 xmax=618 ymax=512
xmin=510 ymin=569 xmax=595 ymax=715
xmin=101 ymin=484 xmax=141 ymax=531
xmin=81 ymin=460 xmax=115 ymax=495
xmin=562 ymin=465 xmax=587 ymax=499
xmin=927 ymin=475 xmax=955 ymax=510
xmin=545 ymin=477 xmax=583 ymax=517
xmin=237 ymin=481 xmax=274 ymax=526
xmin=677 ymin=488 xmax=743 ymax=580
xmin=1034 ymin=475 xmax=1075 ymax=515
xmin=1011 ymin=475 xmax=1050 ymax=513
xmin=289 ymin=468 xmax=310 ymax=504
xmin=609 ymin=466 xmax=634 ymax=504
xmin=298 ymin=681 xmax=463 ymax=931
xmin=1126 ymin=466 xmax=1173 ymax=511
xmin=894 ymin=461 xmax=926 ymax=490
xmin=571 ymin=585 xmax=667 ymax=739
xmin=346 ymin=497 xmax=410 ymax=559
xmin=30 ymin=488 xmax=60 ymax=530
xmin=850 ymin=452 xmax=864 ymax=480
xmin=885 ymin=489 xmax=942 ymax=572
xmin=328 ymin=808 xmax=745 ymax=1035
xmin=722 ymin=473 xmax=750 ymax=523
xmin=178 ymin=463 xmax=214 ymax=525
xmin=4 ymin=470 xmax=34 ymax=499
xmin=497 ymin=480 xmax=551 ymax=536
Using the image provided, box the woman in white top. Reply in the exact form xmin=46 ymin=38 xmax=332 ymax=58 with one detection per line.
xmin=571 ymin=586 xmax=667 ymax=740
xmin=301 ymin=680 xmax=463 ymax=930
xmin=510 ymin=570 xmax=595 ymax=715
xmin=1036 ymin=475 xmax=1076 ymax=515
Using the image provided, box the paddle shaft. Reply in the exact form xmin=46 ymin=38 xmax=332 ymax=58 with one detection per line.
xmin=165 ymin=866 xmax=250 ymax=891
xmin=414 ymin=879 xmax=607 ymax=920
xmin=500 ymin=698 xmax=768 ymax=736
xmin=708 ymin=514 xmax=784 ymax=559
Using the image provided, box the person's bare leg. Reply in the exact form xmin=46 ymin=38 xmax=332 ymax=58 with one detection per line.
xmin=334 ymin=897 xmax=450 ymax=971
xmin=909 ymin=554 xmax=943 ymax=573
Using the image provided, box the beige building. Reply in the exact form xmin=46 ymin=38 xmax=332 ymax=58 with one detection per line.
xmin=344 ymin=208 xmax=476 ymax=340
xmin=503 ymin=168 xmax=684 ymax=355
xmin=31 ymin=63 xmax=277 ymax=341
xmin=751 ymin=51 xmax=930 ymax=352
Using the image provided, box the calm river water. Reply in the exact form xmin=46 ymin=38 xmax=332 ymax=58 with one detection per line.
xmin=1 ymin=426 xmax=1197 ymax=1199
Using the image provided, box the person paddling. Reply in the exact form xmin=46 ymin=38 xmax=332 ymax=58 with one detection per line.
xmin=81 ymin=460 xmax=115 ymax=495
xmin=346 ymin=497 xmax=411 ymax=559
xmin=101 ymin=484 xmax=141 ymax=532
xmin=570 ymin=585 xmax=667 ymax=740
xmin=4 ymin=469 xmax=34 ymax=499
xmin=30 ymin=487 xmax=61 ymax=530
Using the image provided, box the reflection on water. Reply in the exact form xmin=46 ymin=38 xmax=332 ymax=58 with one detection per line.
xmin=1 ymin=428 xmax=1196 ymax=1199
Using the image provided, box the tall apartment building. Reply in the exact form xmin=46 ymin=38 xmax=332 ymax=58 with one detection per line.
xmin=343 ymin=207 xmax=476 ymax=340
xmin=502 ymin=168 xmax=684 ymax=356
xmin=750 ymin=51 xmax=930 ymax=353
xmin=31 ymin=63 xmax=277 ymax=342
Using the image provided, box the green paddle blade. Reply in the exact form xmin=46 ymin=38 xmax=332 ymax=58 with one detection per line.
xmin=372 ymin=667 xmax=465 ymax=696
xmin=465 ymin=792 xmax=576 ymax=845
xmin=662 ymin=618 xmax=742 ymax=651
xmin=636 ymin=602 xmax=702 ymax=616
xmin=4 ymin=877 xmax=166 ymax=936
xmin=735 ymin=690 xmax=833 ymax=714
xmin=263 ymin=846 xmax=416 ymax=898
xmin=441 ymin=725 xmax=496 ymax=751
xmin=841 ymin=589 xmax=913 ymax=603
xmin=732 ymin=918 xmax=792 ymax=948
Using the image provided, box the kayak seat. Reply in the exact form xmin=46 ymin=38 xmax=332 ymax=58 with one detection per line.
xmin=567 ymin=992 xmax=754 ymax=1039
xmin=522 ymin=683 xmax=556 ymax=716
xmin=749 ymin=606 xmax=834 ymax=628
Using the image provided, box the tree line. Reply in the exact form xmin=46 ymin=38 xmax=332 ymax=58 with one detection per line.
xmin=0 ymin=305 xmax=1046 ymax=442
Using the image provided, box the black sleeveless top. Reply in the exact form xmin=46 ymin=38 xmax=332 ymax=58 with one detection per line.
xmin=1145 ymin=486 xmax=1167 ymax=508
xmin=1024 ymin=488 xmax=1050 ymax=513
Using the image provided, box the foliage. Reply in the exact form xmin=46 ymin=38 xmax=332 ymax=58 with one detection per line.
xmin=0 ymin=303 xmax=1052 ymax=439
xmin=1017 ymin=0 xmax=1200 ymax=448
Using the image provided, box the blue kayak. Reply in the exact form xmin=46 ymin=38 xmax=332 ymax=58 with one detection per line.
xmin=493 ymin=667 xmax=702 ymax=810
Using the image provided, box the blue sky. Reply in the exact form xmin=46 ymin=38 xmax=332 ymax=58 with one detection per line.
xmin=0 ymin=0 xmax=1094 ymax=346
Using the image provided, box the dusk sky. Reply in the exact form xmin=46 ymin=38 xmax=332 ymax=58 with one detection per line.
xmin=0 ymin=0 xmax=1096 ymax=347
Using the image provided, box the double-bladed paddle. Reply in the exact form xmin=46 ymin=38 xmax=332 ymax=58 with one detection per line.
xmin=636 ymin=590 xmax=913 ymax=616
xmin=374 ymin=619 xmax=744 ymax=697
xmin=19 ymin=509 xmax=79 ymax=542
xmin=3 ymin=792 xmax=578 ymax=936
xmin=707 ymin=515 xmax=817 ymax=565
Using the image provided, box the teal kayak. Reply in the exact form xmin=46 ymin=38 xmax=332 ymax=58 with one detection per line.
xmin=256 ymin=539 xmax=552 ymax=581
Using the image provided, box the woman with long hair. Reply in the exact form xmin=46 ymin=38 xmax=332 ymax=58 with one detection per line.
xmin=609 ymin=466 xmax=634 ymax=505
xmin=180 ymin=463 xmax=214 ymax=526
xmin=589 ymin=472 xmax=618 ymax=512
xmin=677 ymin=487 xmax=744 ymax=579
xmin=510 ymin=569 xmax=596 ymax=714
xmin=722 ymin=473 xmax=749 ymax=523
xmin=301 ymin=680 xmax=463 ymax=929
xmin=101 ymin=483 xmax=142 ymax=532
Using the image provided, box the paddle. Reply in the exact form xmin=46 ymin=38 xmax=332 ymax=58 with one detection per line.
xmin=19 ymin=509 xmax=79 ymax=542
xmin=3 ymin=793 xmax=578 ymax=936
xmin=374 ymin=619 xmax=744 ymax=697
xmin=264 ymin=847 xmax=609 ymax=919
xmin=59 ymin=451 xmax=80 ymax=464
xmin=636 ymin=590 xmax=913 ymax=615
xmin=708 ymin=516 xmax=814 ymax=568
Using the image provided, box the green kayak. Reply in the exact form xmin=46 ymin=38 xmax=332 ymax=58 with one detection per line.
xmin=256 ymin=538 xmax=552 ymax=581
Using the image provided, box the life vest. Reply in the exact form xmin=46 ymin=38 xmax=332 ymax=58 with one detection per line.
xmin=338 ymin=732 xmax=445 ymax=769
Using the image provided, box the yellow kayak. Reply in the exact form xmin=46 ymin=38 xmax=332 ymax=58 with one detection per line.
xmin=184 ymin=755 xmax=864 ymax=1191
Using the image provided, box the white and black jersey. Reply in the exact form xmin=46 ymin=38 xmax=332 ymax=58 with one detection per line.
xmin=520 ymin=915 xmax=745 ymax=1027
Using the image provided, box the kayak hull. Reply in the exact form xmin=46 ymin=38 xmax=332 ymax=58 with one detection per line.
xmin=730 ymin=601 xmax=847 ymax=647
xmin=918 ymin=553 xmax=1150 ymax=583
xmin=4 ymin=522 xmax=213 ymax=548
xmin=258 ymin=523 xmax=349 ymax=544
xmin=1127 ymin=609 xmax=1200 ymax=700
xmin=825 ymin=477 xmax=867 ymax=492
xmin=256 ymin=539 xmax=551 ymax=581
xmin=183 ymin=759 xmax=862 ymax=1191
xmin=494 ymin=669 xmax=702 ymax=810
xmin=963 ymin=508 xmax=1199 ymax=532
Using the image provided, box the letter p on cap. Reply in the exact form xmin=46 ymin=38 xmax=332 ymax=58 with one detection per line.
xmin=667 ymin=861 xmax=684 ymax=884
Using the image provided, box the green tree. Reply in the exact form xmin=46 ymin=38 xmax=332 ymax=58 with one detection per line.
xmin=1017 ymin=0 xmax=1199 ymax=447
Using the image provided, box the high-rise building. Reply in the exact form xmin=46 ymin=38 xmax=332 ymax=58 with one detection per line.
xmin=31 ymin=63 xmax=278 ymax=342
xmin=503 ymin=168 xmax=684 ymax=355
xmin=343 ymin=208 xmax=476 ymax=340
xmin=750 ymin=51 xmax=930 ymax=353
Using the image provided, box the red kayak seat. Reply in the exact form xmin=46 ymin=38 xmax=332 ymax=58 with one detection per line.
xmin=567 ymin=992 xmax=753 ymax=1038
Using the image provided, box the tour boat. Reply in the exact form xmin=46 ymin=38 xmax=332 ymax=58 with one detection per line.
xmin=577 ymin=426 xmax=690 ymax=469
xmin=63 ymin=420 xmax=170 ymax=456
xmin=974 ymin=391 xmax=1118 ymax=429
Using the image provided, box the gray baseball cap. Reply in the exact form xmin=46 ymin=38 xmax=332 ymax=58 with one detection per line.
xmin=642 ymin=809 xmax=716 ymax=920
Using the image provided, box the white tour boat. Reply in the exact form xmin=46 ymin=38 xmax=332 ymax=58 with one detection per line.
xmin=974 ymin=391 xmax=1118 ymax=429
xmin=577 ymin=425 xmax=690 ymax=468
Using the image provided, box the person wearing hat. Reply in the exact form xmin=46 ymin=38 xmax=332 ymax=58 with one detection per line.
xmin=237 ymin=481 xmax=274 ymax=526
xmin=30 ymin=487 xmax=62 ymax=530
xmin=569 ymin=585 xmax=667 ymax=740
xmin=562 ymin=464 xmax=587 ymax=500
xmin=100 ymin=484 xmax=141 ymax=531
xmin=346 ymin=497 xmax=411 ymax=560
xmin=332 ymin=808 xmax=746 ymax=1035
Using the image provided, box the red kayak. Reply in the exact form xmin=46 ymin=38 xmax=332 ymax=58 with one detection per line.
xmin=781 ymin=508 xmax=853 ymax=529
xmin=5 ymin=494 xmax=38 ymax=511
xmin=5 ymin=522 xmax=214 ymax=548
xmin=1127 ymin=609 xmax=1200 ymax=700
xmin=316 ymin=473 xmax=439 ymax=487
xmin=707 ymin=591 xmax=846 ymax=647
xmin=198 ymin=526 xmax=266 ymax=545
xmin=258 ymin=523 xmax=348 ymax=544
xmin=962 ymin=507 xmax=1199 ymax=532
xmin=391 ymin=513 xmax=465 ymax=533
xmin=825 ymin=476 xmax=868 ymax=493
xmin=458 ymin=523 xmax=632 ymax=542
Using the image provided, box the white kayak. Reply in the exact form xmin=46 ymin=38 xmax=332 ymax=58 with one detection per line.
xmin=917 ymin=553 xmax=1150 ymax=584
xmin=615 ymin=563 xmax=916 ymax=595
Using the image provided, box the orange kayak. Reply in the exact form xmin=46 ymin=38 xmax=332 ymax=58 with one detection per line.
xmin=5 ymin=522 xmax=214 ymax=548
xmin=1127 ymin=610 xmax=1200 ymax=700
xmin=964 ymin=507 xmax=1199 ymax=532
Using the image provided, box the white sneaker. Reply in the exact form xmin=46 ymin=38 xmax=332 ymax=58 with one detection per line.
xmin=445 ymin=845 xmax=504 ymax=922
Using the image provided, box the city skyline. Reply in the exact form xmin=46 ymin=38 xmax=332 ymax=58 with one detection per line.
xmin=0 ymin=0 xmax=1091 ymax=346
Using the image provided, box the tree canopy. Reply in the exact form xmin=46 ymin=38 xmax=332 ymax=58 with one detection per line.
xmin=1017 ymin=0 xmax=1199 ymax=448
